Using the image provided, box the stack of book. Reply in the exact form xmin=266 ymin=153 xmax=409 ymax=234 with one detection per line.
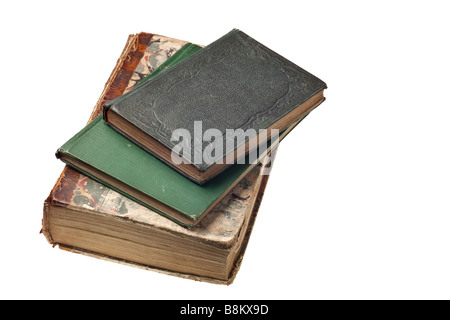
xmin=41 ymin=30 xmax=327 ymax=284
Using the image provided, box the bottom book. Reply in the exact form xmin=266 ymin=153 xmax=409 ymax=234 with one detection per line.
xmin=41 ymin=31 xmax=277 ymax=284
xmin=42 ymin=152 xmax=276 ymax=285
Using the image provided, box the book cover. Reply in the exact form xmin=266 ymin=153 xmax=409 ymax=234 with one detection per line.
xmin=55 ymin=114 xmax=293 ymax=228
xmin=103 ymin=29 xmax=327 ymax=184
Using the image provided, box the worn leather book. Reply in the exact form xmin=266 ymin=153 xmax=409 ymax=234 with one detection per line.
xmin=104 ymin=29 xmax=327 ymax=184
xmin=44 ymin=157 xmax=274 ymax=284
xmin=42 ymin=32 xmax=277 ymax=283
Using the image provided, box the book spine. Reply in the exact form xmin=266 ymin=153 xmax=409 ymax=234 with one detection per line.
xmin=90 ymin=33 xmax=155 ymax=122
xmin=43 ymin=33 xmax=154 ymax=226
xmin=41 ymin=199 xmax=53 ymax=245
xmin=103 ymin=30 xmax=239 ymax=109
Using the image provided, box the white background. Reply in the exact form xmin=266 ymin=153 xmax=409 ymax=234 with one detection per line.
xmin=1 ymin=0 xmax=449 ymax=300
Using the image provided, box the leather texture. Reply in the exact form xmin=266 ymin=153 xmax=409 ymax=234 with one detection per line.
xmin=104 ymin=29 xmax=327 ymax=172
xmin=95 ymin=33 xmax=154 ymax=119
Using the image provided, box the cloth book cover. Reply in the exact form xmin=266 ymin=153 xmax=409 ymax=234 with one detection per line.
xmin=56 ymin=115 xmax=278 ymax=228
xmin=103 ymin=29 xmax=327 ymax=184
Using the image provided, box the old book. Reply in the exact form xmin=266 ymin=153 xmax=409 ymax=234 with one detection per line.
xmin=44 ymin=158 xmax=274 ymax=284
xmin=103 ymin=29 xmax=327 ymax=184
xmin=42 ymin=32 xmax=277 ymax=283
xmin=55 ymin=115 xmax=297 ymax=228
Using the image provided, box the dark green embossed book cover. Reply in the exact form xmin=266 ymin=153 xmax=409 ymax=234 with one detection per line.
xmin=104 ymin=29 xmax=327 ymax=184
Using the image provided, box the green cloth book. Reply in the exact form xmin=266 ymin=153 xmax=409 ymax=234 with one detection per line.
xmin=56 ymin=113 xmax=301 ymax=228
xmin=56 ymin=116 xmax=259 ymax=228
